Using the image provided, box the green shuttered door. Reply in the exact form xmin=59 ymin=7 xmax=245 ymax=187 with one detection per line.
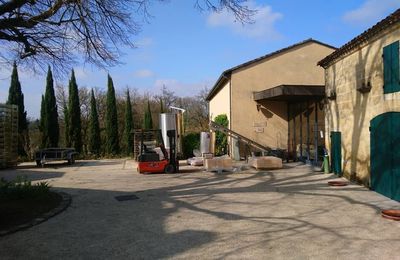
xmin=370 ymin=112 xmax=400 ymax=201
xmin=330 ymin=131 xmax=342 ymax=175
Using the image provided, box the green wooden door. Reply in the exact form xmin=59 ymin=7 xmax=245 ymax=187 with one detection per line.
xmin=330 ymin=131 xmax=342 ymax=175
xmin=370 ymin=112 xmax=400 ymax=201
xmin=392 ymin=113 xmax=400 ymax=201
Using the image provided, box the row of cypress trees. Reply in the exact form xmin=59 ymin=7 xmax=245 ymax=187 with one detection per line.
xmin=7 ymin=63 xmax=156 ymax=158
xmin=42 ymin=69 xmax=136 ymax=156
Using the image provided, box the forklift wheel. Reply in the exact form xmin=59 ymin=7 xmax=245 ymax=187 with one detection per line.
xmin=164 ymin=164 xmax=175 ymax=173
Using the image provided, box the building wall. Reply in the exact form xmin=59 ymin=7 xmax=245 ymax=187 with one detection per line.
xmin=324 ymin=25 xmax=400 ymax=185
xmin=230 ymin=42 xmax=335 ymax=149
xmin=209 ymin=81 xmax=231 ymax=126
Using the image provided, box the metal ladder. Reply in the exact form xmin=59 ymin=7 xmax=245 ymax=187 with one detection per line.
xmin=209 ymin=121 xmax=271 ymax=153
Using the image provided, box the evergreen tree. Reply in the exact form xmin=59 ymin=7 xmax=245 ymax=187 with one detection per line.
xmin=43 ymin=66 xmax=59 ymax=147
xmin=105 ymin=74 xmax=120 ymax=155
xmin=7 ymin=62 xmax=29 ymax=156
xmin=88 ymin=89 xmax=101 ymax=156
xmin=39 ymin=95 xmax=47 ymax=148
xmin=124 ymin=89 xmax=133 ymax=155
xmin=143 ymin=100 xmax=153 ymax=130
xmin=63 ymin=102 xmax=70 ymax=147
xmin=68 ymin=69 xmax=82 ymax=153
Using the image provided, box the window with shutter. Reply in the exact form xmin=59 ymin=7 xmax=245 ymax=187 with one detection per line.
xmin=383 ymin=41 xmax=400 ymax=94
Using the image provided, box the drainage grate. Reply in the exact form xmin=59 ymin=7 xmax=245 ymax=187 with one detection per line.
xmin=115 ymin=194 xmax=140 ymax=201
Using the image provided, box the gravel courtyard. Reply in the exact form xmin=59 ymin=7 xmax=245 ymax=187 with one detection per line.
xmin=0 ymin=159 xmax=399 ymax=259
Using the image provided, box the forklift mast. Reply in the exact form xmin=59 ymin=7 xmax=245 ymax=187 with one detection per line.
xmin=167 ymin=129 xmax=177 ymax=168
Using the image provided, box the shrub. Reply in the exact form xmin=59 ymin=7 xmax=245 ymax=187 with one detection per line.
xmin=0 ymin=176 xmax=50 ymax=200
xmin=214 ymin=114 xmax=229 ymax=156
xmin=182 ymin=132 xmax=200 ymax=159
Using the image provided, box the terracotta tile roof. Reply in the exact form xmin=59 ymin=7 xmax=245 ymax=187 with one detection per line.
xmin=318 ymin=8 xmax=400 ymax=68
xmin=206 ymin=39 xmax=336 ymax=101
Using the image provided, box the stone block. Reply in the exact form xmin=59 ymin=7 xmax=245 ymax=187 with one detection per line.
xmin=248 ymin=156 xmax=282 ymax=170
xmin=204 ymin=157 xmax=233 ymax=172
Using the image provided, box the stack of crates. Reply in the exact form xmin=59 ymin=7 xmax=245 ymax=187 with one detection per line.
xmin=0 ymin=104 xmax=18 ymax=168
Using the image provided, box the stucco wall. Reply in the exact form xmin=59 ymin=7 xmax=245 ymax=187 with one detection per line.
xmin=230 ymin=42 xmax=335 ymax=149
xmin=209 ymin=81 xmax=231 ymax=126
xmin=324 ymin=25 xmax=400 ymax=185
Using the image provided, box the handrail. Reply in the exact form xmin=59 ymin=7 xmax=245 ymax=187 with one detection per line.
xmin=209 ymin=121 xmax=271 ymax=153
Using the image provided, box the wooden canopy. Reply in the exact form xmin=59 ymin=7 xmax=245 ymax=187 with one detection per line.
xmin=253 ymin=85 xmax=325 ymax=102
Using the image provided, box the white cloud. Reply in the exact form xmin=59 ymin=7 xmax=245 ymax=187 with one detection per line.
xmin=134 ymin=69 xmax=155 ymax=78
xmin=207 ymin=1 xmax=282 ymax=39
xmin=343 ymin=0 xmax=400 ymax=26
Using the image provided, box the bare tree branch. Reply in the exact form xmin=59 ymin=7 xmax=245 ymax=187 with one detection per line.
xmin=0 ymin=0 xmax=255 ymax=74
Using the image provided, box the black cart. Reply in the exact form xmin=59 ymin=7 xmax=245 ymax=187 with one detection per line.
xmin=35 ymin=148 xmax=78 ymax=166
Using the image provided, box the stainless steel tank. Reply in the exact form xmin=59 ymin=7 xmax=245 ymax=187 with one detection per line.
xmin=210 ymin=131 xmax=215 ymax=155
xmin=159 ymin=113 xmax=177 ymax=150
xmin=200 ymin=132 xmax=211 ymax=154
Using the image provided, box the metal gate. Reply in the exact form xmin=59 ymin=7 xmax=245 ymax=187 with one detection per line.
xmin=370 ymin=112 xmax=400 ymax=201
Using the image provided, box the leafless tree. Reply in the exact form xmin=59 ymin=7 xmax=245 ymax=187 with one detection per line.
xmin=55 ymin=83 xmax=68 ymax=118
xmin=189 ymin=86 xmax=209 ymax=130
xmin=172 ymin=87 xmax=209 ymax=132
xmin=0 ymin=0 xmax=255 ymax=73
xmin=154 ymin=84 xmax=177 ymax=112
xmin=78 ymin=86 xmax=91 ymax=153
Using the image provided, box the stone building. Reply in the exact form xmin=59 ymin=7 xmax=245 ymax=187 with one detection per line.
xmin=207 ymin=39 xmax=336 ymax=161
xmin=318 ymin=9 xmax=400 ymax=201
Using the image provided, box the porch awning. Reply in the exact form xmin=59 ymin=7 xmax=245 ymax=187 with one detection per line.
xmin=253 ymin=85 xmax=325 ymax=102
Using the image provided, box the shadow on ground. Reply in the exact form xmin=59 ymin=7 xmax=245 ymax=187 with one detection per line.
xmin=0 ymin=162 xmax=399 ymax=259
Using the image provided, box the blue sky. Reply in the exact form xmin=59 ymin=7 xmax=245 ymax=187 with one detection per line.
xmin=1 ymin=0 xmax=399 ymax=119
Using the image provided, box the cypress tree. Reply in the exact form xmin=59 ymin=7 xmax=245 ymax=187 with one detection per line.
xmin=124 ymin=89 xmax=133 ymax=155
xmin=68 ymin=69 xmax=82 ymax=153
xmin=7 ymin=62 xmax=29 ymax=156
xmin=105 ymin=74 xmax=119 ymax=155
xmin=43 ymin=66 xmax=59 ymax=147
xmin=88 ymin=89 xmax=101 ymax=156
xmin=143 ymin=100 xmax=153 ymax=130
xmin=63 ymin=102 xmax=70 ymax=147
xmin=39 ymin=95 xmax=47 ymax=148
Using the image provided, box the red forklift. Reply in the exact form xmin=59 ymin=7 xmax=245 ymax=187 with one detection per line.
xmin=137 ymin=129 xmax=179 ymax=174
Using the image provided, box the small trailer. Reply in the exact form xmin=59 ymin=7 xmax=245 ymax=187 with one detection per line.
xmin=35 ymin=148 xmax=78 ymax=166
